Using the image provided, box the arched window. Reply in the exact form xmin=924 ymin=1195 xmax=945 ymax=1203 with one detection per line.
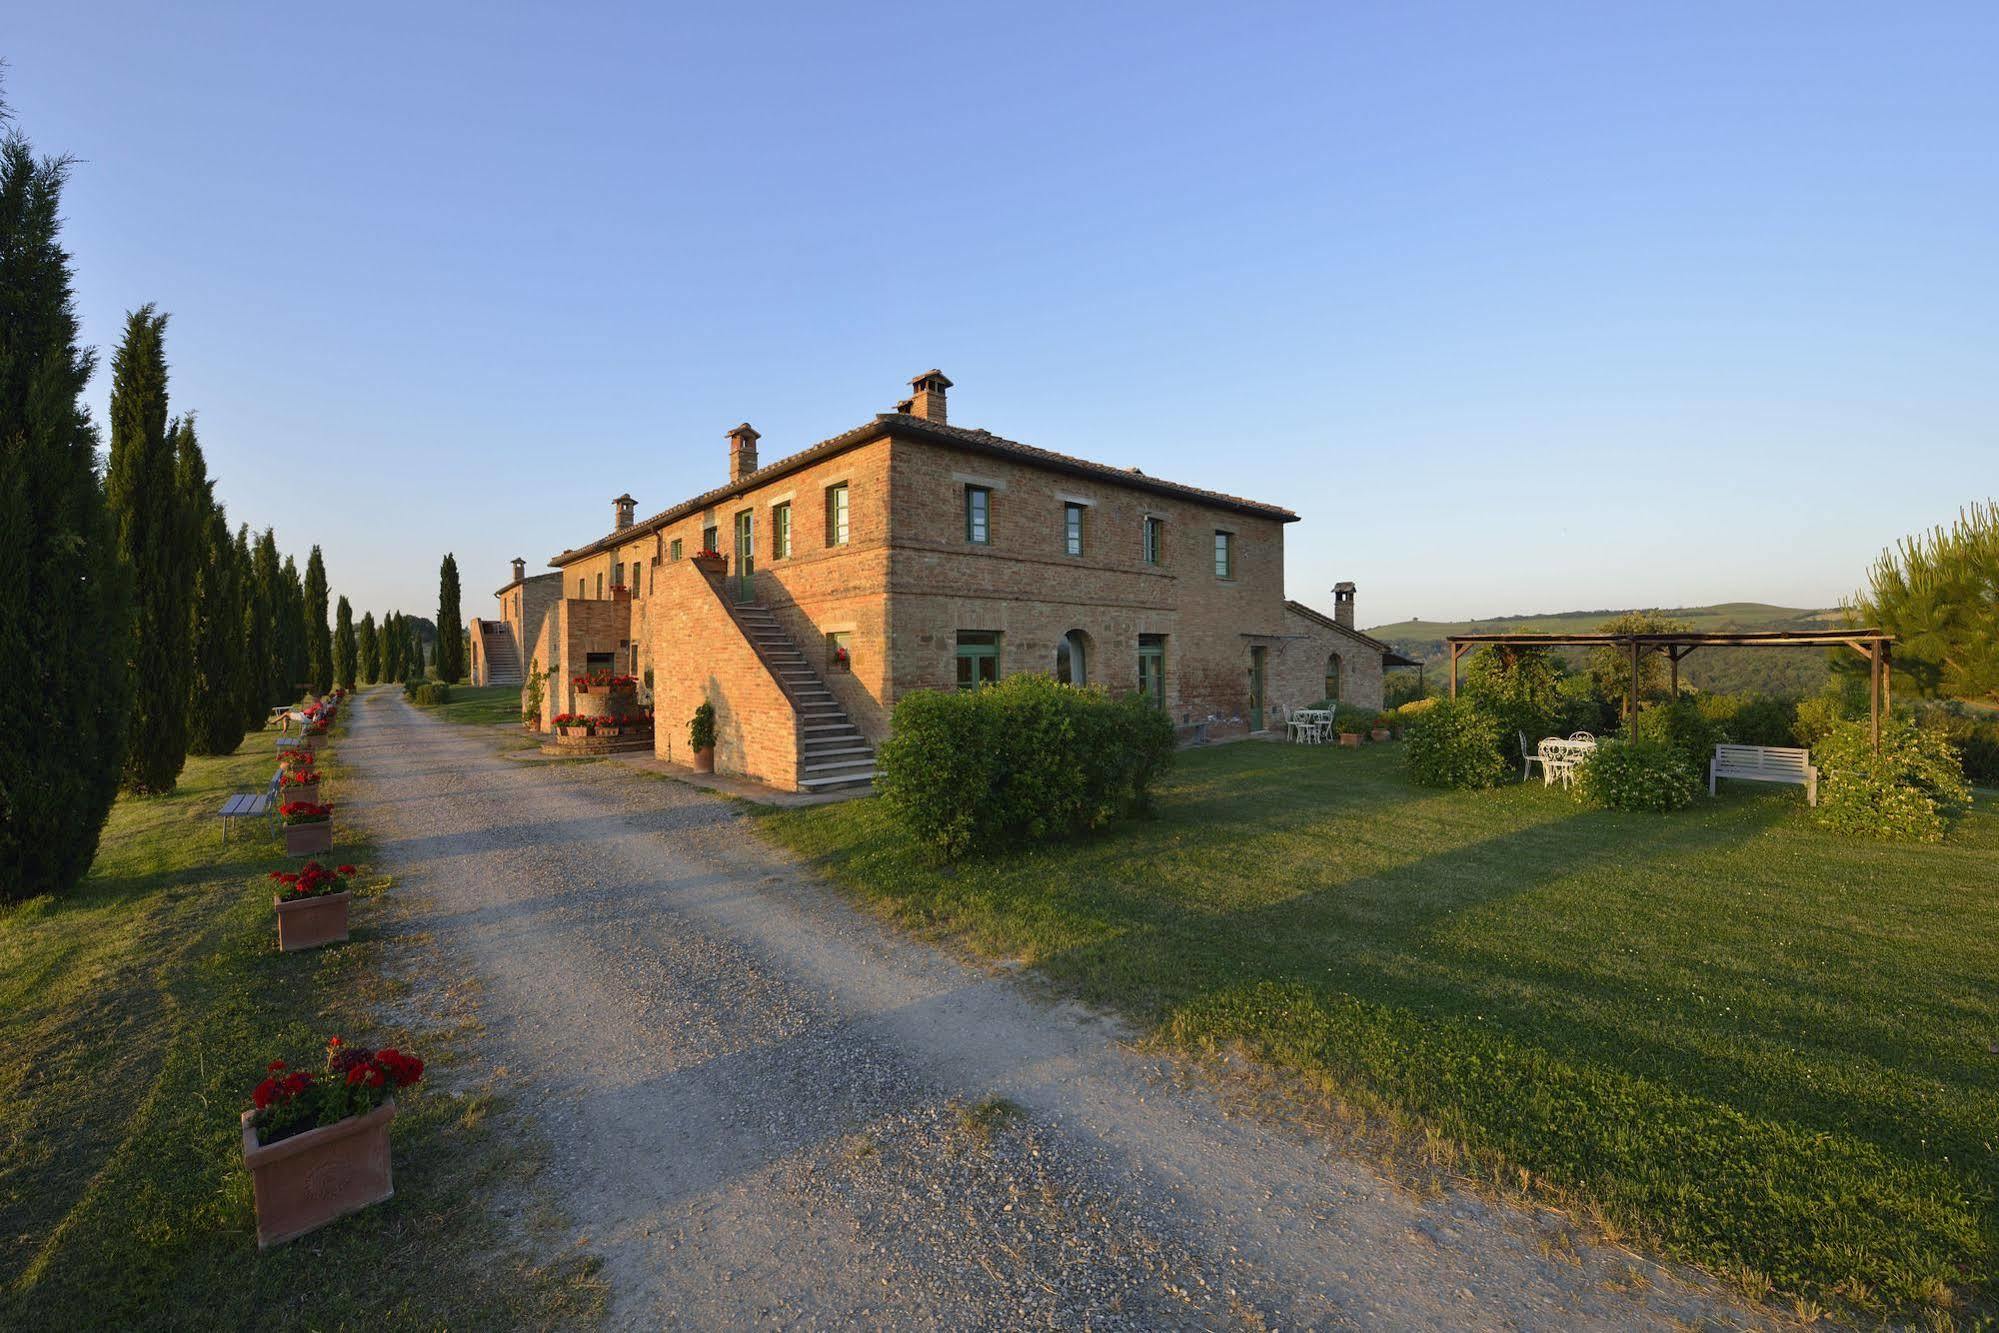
xmin=1325 ymin=652 xmax=1343 ymax=702
xmin=1055 ymin=629 xmax=1090 ymax=687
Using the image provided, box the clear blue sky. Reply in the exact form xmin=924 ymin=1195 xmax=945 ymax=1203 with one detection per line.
xmin=10 ymin=2 xmax=1996 ymax=629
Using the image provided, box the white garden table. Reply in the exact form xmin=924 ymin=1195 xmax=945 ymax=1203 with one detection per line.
xmin=1537 ymin=736 xmax=1597 ymax=788
xmin=1289 ymin=709 xmax=1333 ymax=744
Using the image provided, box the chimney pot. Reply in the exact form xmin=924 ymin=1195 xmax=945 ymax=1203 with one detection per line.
xmin=908 ymin=369 xmax=952 ymax=424
xmin=1333 ymin=581 xmax=1356 ymax=630
xmin=727 ymin=423 xmax=761 ymax=482
xmin=511 ymin=556 xmax=526 ymax=583
xmin=613 ymin=493 xmax=636 ymax=530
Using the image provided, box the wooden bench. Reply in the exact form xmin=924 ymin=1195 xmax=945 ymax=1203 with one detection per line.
xmin=219 ymin=772 xmax=282 ymax=843
xmin=1709 ymin=744 xmax=1818 ymax=806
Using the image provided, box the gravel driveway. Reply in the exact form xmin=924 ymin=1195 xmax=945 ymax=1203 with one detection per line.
xmin=344 ymin=690 xmax=1769 ymax=1330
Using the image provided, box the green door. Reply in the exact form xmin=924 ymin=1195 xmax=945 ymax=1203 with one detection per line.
xmin=1249 ymin=646 xmax=1267 ymax=731
xmin=733 ymin=510 xmax=754 ymax=602
xmin=1137 ymin=635 xmax=1165 ymax=707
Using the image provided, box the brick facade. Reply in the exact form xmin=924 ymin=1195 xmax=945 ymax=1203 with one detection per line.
xmin=1273 ymin=600 xmax=1389 ymax=717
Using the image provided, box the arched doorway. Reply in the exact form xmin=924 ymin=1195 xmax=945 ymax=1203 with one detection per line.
xmin=1325 ymin=652 xmax=1343 ymax=703
xmin=1055 ymin=629 xmax=1091 ymax=687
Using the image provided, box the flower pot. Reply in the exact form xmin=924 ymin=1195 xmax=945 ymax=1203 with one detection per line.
xmin=1370 ymin=728 xmax=1391 ymax=743
xmin=597 ymin=726 xmax=622 ymax=738
xmin=284 ymin=822 xmax=333 ymax=856
xmin=693 ymin=745 xmax=714 ymax=773
xmin=274 ymin=890 xmax=350 ymax=951
xmin=282 ymin=781 xmax=321 ymax=807
xmin=1339 ymin=732 xmax=1362 ymax=749
xmin=240 ymin=1100 xmax=396 ymax=1249
xmin=691 ymin=554 xmax=727 ymax=576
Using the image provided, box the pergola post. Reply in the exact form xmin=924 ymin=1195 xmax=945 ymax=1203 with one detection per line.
xmin=1869 ymin=641 xmax=1882 ymax=751
xmin=1627 ymin=640 xmax=1641 ymax=721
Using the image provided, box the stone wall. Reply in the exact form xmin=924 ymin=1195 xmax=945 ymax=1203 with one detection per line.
xmin=644 ymin=558 xmax=801 ymax=789
xmin=1272 ymin=602 xmax=1386 ymax=720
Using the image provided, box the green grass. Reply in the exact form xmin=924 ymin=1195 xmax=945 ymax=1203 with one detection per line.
xmin=409 ymin=681 xmax=524 ymax=728
xmin=0 ymin=695 xmax=599 ymax=1328
xmin=759 ymin=741 xmax=1999 ymax=1316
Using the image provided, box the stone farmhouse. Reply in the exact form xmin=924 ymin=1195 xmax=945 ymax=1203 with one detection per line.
xmin=469 ymin=371 xmax=1406 ymax=792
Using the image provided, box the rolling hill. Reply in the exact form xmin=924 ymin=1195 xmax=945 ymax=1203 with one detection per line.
xmin=1367 ymin=602 xmax=1847 ymax=697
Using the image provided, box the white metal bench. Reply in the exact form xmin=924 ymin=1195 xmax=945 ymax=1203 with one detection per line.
xmin=1709 ymin=744 xmax=1818 ymax=806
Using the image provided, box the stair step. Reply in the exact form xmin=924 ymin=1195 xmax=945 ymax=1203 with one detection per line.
xmin=801 ymin=743 xmax=873 ymax=759
xmin=803 ymin=760 xmax=877 ymax=778
xmin=799 ymin=770 xmax=876 ymax=790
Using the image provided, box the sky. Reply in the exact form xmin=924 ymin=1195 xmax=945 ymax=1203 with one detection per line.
xmin=8 ymin=2 xmax=1996 ymax=629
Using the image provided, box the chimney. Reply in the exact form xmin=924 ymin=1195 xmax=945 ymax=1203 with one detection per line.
xmin=510 ymin=556 xmax=526 ymax=584
xmin=728 ymin=423 xmax=761 ymax=482
xmin=908 ymin=369 xmax=952 ymax=424
xmin=613 ymin=493 xmax=636 ymax=530
xmin=1333 ymin=581 xmax=1356 ymax=630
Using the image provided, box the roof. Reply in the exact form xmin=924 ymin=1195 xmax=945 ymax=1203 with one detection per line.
xmin=1283 ymin=599 xmax=1418 ymax=664
xmin=550 ymin=413 xmax=1299 ymax=565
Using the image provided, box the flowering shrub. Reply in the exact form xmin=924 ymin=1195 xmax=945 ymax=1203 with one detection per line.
xmin=1403 ymin=698 xmax=1508 ymax=789
xmin=1571 ymin=739 xmax=1700 ymax=812
xmin=570 ymin=672 xmax=637 ymax=692
xmin=249 ymin=1036 xmax=425 ymax=1144
xmin=1812 ymin=718 xmax=1972 ymax=843
xmin=694 ymin=547 xmax=722 ymax=559
xmin=278 ymin=800 xmax=332 ymax=825
xmin=269 ymin=861 xmax=358 ymax=901
xmin=278 ymin=767 xmax=319 ymax=788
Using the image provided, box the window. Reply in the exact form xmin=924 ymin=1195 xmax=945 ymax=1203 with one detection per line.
xmin=1137 ymin=634 xmax=1166 ymax=706
xmin=670 ymin=538 xmax=683 ymax=561
xmin=1064 ymin=503 xmax=1084 ymax=557
xmin=825 ymin=484 xmax=850 ymax=546
xmin=772 ymin=501 xmax=792 ymax=559
xmin=702 ymin=524 xmax=718 ymax=555
xmin=955 ymin=631 xmax=999 ymax=690
xmin=613 ymin=562 xmax=625 ymax=591
xmin=1325 ymin=652 xmax=1343 ymax=702
xmin=596 ymin=571 xmax=604 ymax=598
xmin=577 ymin=577 xmax=585 ymax=598
xmin=826 ymin=630 xmax=851 ymax=671
xmin=1143 ymin=516 xmax=1163 ymax=566
xmin=1055 ymin=629 xmax=1089 ymax=686
xmin=1213 ymin=531 xmax=1234 ymax=579
xmin=965 ymin=486 xmax=991 ymax=544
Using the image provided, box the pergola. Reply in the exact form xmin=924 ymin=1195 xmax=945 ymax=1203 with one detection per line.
xmin=1444 ymin=628 xmax=1899 ymax=748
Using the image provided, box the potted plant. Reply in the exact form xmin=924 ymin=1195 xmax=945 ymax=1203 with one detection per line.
xmin=689 ymin=700 xmax=716 ymax=773
xmin=595 ymin=713 xmax=621 ymax=738
xmin=280 ymin=800 xmax=334 ymax=855
xmin=1370 ymin=712 xmax=1394 ymax=743
xmin=279 ymin=763 xmax=322 ymax=807
xmin=691 ymin=547 xmax=726 ymax=575
xmin=240 ymin=1036 xmax=424 ymax=1249
xmin=270 ymin=861 xmax=358 ymax=951
xmin=831 ymin=645 xmax=851 ymax=672
xmin=552 ymin=712 xmax=590 ymax=739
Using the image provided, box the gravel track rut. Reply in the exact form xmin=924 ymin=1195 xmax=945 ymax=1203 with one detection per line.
xmin=345 ymin=691 xmax=1769 ymax=1330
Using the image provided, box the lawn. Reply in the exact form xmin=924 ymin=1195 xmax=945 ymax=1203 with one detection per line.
xmin=410 ymin=681 xmax=524 ymax=728
xmin=0 ymin=693 xmax=598 ymax=1328
xmin=760 ymin=740 xmax=1999 ymax=1317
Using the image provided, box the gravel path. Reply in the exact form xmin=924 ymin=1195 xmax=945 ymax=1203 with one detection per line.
xmin=345 ymin=690 xmax=1773 ymax=1330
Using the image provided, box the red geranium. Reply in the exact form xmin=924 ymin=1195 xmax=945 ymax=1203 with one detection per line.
xmin=278 ymin=800 xmax=332 ymax=825
xmin=247 ymin=1035 xmax=424 ymax=1144
xmin=269 ymin=860 xmax=354 ymax=901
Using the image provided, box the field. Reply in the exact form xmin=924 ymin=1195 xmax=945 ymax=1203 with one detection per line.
xmin=760 ymin=740 xmax=1999 ymax=1315
xmin=0 ymin=699 xmax=597 ymax=1328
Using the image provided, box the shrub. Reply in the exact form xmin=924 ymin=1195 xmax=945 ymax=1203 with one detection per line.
xmin=1630 ymin=699 xmax=1725 ymax=777
xmin=874 ymin=675 xmax=1176 ymax=859
xmin=1394 ymin=696 xmax=1437 ymax=719
xmin=1916 ymin=705 xmax=1999 ymax=786
xmin=1553 ymin=673 xmax=1614 ymax=737
xmin=689 ymin=701 xmax=716 ymax=753
xmin=1792 ymin=691 xmax=1853 ymax=749
xmin=1571 ymin=738 xmax=1701 ymax=812
xmin=1463 ymin=646 xmax=1561 ymax=753
xmin=1403 ymin=697 xmax=1508 ymax=790
xmin=1812 ymin=719 xmax=1972 ymax=843
xmin=406 ymin=681 xmax=451 ymax=706
xmin=1696 ymin=691 xmax=1796 ymax=748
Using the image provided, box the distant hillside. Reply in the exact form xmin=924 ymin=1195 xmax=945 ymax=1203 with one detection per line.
xmin=1368 ymin=603 xmax=1846 ymax=697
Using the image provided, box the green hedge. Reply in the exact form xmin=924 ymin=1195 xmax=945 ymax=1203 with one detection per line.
xmin=874 ymin=674 xmax=1175 ymax=859
xmin=404 ymin=680 xmax=451 ymax=706
xmin=1403 ymin=697 xmax=1508 ymax=790
xmin=1572 ymin=738 xmax=1701 ymax=812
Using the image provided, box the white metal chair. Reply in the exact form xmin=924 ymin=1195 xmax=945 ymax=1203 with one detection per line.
xmin=1520 ymin=731 xmax=1545 ymax=782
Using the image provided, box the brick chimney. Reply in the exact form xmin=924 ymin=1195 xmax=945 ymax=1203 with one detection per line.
xmin=728 ymin=423 xmax=761 ymax=481
xmin=510 ymin=556 xmax=526 ymax=584
xmin=613 ymin=493 xmax=636 ymax=530
xmin=908 ymin=370 xmax=951 ymax=424
xmin=1333 ymin=581 xmax=1356 ymax=629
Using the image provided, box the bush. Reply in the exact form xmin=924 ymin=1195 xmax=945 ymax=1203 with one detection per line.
xmin=1916 ymin=705 xmax=1999 ymax=786
xmin=1630 ymin=699 xmax=1725 ymax=776
xmin=1792 ymin=690 xmax=1854 ymax=749
xmin=1571 ymin=738 xmax=1701 ymax=812
xmin=1403 ymin=698 xmax=1508 ymax=790
xmin=874 ymin=675 xmax=1176 ymax=859
xmin=1812 ymin=719 xmax=1972 ymax=843
xmin=1553 ymin=673 xmax=1614 ymax=737
xmin=1695 ymin=691 xmax=1797 ymax=748
xmin=405 ymin=681 xmax=451 ymax=706
xmin=1463 ymin=646 xmax=1561 ymax=754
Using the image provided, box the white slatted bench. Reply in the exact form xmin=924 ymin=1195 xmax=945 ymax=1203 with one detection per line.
xmin=1709 ymin=744 xmax=1818 ymax=806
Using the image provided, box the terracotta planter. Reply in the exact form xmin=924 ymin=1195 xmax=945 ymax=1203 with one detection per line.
xmin=691 ymin=554 xmax=726 ymax=574
xmin=1370 ymin=728 xmax=1391 ymax=743
xmin=693 ymin=745 xmax=715 ymax=773
xmin=274 ymin=890 xmax=350 ymax=951
xmin=284 ymin=821 xmax=333 ymax=856
xmin=559 ymin=725 xmax=589 ymax=740
xmin=281 ymin=781 xmax=321 ymax=807
xmin=241 ymin=1100 xmax=396 ymax=1249
xmin=1339 ymin=732 xmax=1362 ymax=749
xmin=597 ymin=726 xmax=622 ymax=738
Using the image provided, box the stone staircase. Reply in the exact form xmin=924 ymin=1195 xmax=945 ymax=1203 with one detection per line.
xmin=479 ymin=621 xmax=523 ymax=686
xmin=733 ymin=604 xmax=876 ymax=792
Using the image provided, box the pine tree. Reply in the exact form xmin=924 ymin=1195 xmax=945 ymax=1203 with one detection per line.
xmin=436 ymin=552 xmax=464 ymax=682
xmin=0 ymin=117 xmax=131 ymax=899
xmin=105 ymin=307 xmax=190 ymax=793
xmin=357 ymin=611 xmax=379 ymax=683
xmin=303 ymin=546 xmax=332 ymax=695
xmin=334 ymin=596 xmax=357 ymax=691
xmin=281 ymin=554 xmax=307 ymax=701
xmin=179 ymin=418 xmax=245 ymax=755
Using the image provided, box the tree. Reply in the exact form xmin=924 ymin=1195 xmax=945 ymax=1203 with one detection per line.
xmin=180 ymin=418 xmax=246 ymax=756
xmin=280 ymin=554 xmax=307 ymax=700
xmin=1588 ymin=611 xmax=1693 ymax=717
xmin=357 ymin=611 xmax=379 ymax=683
xmin=1855 ymin=501 xmax=1999 ymax=705
xmin=248 ymin=529 xmax=286 ymax=712
xmin=232 ymin=523 xmax=260 ymax=728
xmin=334 ymin=596 xmax=357 ymax=690
xmin=303 ymin=545 xmax=332 ymax=695
xmin=405 ymin=621 xmax=425 ymax=683
xmin=383 ymin=611 xmax=404 ymax=682
xmin=105 ymin=306 xmax=190 ymax=793
xmin=436 ymin=552 xmax=463 ymax=682
xmin=0 ymin=115 xmax=131 ymax=899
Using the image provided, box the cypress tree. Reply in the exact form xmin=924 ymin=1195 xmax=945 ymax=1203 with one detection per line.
xmin=357 ymin=611 xmax=379 ymax=683
xmin=0 ymin=117 xmax=131 ymax=899
xmin=436 ymin=552 xmax=464 ymax=682
xmin=280 ymin=554 xmax=307 ymax=700
xmin=249 ymin=529 xmax=286 ymax=710
xmin=406 ymin=623 xmax=425 ymax=683
xmin=105 ymin=307 xmax=189 ymax=793
xmin=303 ymin=545 xmax=332 ymax=695
xmin=334 ymin=596 xmax=357 ymax=691
xmin=233 ymin=524 xmax=262 ymax=729
xmin=383 ymin=611 xmax=404 ymax=682
xmin=180 ymin=419 xmax=245 ymax=755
